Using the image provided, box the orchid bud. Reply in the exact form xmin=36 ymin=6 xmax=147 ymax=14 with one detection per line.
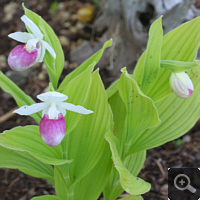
xmin=169 ymin=72 xmax=194 ymax=98
xmin=39 ymin=113 xmax=66 ymax=147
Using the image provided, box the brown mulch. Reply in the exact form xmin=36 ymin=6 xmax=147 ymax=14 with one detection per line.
xmin=1 ymin=0 xmax=200 ymax=200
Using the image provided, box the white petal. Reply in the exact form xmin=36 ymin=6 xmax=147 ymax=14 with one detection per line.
xmin=42 ymin=40 xmax=56 ymax=59
xmin=8 ymin=32 xmax=34 ymax=43
xmin=42 ymin=107 xmax=49 ymax=117
xmin=37 ymin=91 xmax=68 ymax=103
xmin=59 ymin=102 xmax=93 ymax=115
xmin=21 ymin=15 xmax=43 ymax=38
xmin=57 ymin=106 xmax=66 ymax=117
xmin=13 ymin=103 xmax=48 ymax=115
xmin=176 ymin=72 xmax=194 ymax=90
xmin=37 ymin=42 xmax=46 ymax=62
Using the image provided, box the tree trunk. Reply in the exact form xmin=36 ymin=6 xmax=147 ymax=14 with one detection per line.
xmin=71 ymin=0 xmax=200 ymax=76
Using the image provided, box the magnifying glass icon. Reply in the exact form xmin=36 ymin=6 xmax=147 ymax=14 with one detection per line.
xmin=174 ymin=174 xmax=196 ymax=193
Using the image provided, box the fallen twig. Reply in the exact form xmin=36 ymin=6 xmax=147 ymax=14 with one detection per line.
xmin=0 ymin=107 xmax=17 ymax=123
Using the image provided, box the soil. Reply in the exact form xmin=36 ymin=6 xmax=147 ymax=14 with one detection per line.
xmin=0 ymin=1 xmax=200 ymax=200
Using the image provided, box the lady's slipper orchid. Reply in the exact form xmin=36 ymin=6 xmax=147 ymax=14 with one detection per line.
xmin=169 ymin=72 xmax=194 ymax=99
xmin=8 ymin=15 xmax=56 ymax=71
xmin=14 ymin=91 xmax=93 ymax=146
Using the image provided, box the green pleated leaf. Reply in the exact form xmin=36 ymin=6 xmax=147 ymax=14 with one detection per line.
xmin=103 ymin=151 xmax=146 ymax=200
xmin=54 ymin=165 xmax=69 ymax=200
xmin=119 ymin=195 xmax=143 ymax=200
xmin=23 ymin=4 xmax=64 ymax=89
xmin=106 ymin=79 xmax=119 ymax=99
xmin=160 ymin=60 xmax=198 ymax=72
xmin=68 ymin=143 xmax=112 ymax=200
xmin=118 ymin=69 xmax=160 ymax=145
xmin=0 ymin=125 xmax=71 ymax=165
xmin=133 ymin=17 xmax=200 ymax=102
xmin=55 ymin=70 xmax=113 ymax=199
xmin=105 ymin=130 xmax=150 ymax=195
xmin=31 ymin=195 xmax=62 ymax=200
xmin=127 ymin=71 xmax=200 ymax=154
xmin=105 ymin=90 xmax=128 ymax=200
xmin=54 ymin=146 xmax=112 ymax=200
xmin=192 ymin=63 xmax=200 ymax=75
xmin=0 ymin=145 xmax=54 ymax=185
xmin=140 ymin=17 xmax=163 ymax=92
xmin=66 ymin=70 xmax=112 ymax=184
xmin=105 ymin=71 xmax=153 ymax=199
xmin=58 ymin=39 xmax=112 ymax=92
xmin=108 ymin=89 xmax=127 ymax=144
xmin=61 ymin=62 xmax=95 ymax=137
xmin=0 ymin=71 xmax=41 ymax=123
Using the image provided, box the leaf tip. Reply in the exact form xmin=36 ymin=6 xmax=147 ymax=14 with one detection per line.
xmin=104 ymin=38 xmax=113 ymax=48
xmin=120 ymin=67 xmax=127 ymax=73
xmin=22 ymin=2 xmax=26 ymax=10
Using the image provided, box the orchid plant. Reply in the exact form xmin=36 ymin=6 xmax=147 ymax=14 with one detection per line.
xmin=1 ymin=4 xmax=200 ymax=200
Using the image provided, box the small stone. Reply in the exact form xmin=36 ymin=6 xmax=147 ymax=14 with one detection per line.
xmin=33 ymin=62 xmax=41 ymax=68
xmin=38 ymin=72 xmax=46 ymax=81
xmin=69 ymin=63 xmax=78 ymax=69
xmin=28 ymin=187 xmax=36 ymax=196
xmin=60 ymin=11 xmax=71 ymax=21
xmin=57 ymin=2 xmax=65 ymax=10
xmin=69 ymin=26 xmax=77 ymax=35
xmin=182 ymin=135 xmax=191 ymax=143
xmin=76 ymin=22 xmax=85 ymax=30
xmin=42 ymin=63 xmax=46 ymax=70
xmin=71 ymin=14 xmax=78 ymax=21
xmin=63 ymin=22 xmax=71 ymax=29
xmin=59 ymin=36 xmax=70 ymax=47
xmin=77 ymin=38 xmax=83 ymax=46
xmin=70 ymin=41 xmax=77 ymax=51
xmin=3 ymin=2 xmax=18 ymax=22
xmin=60 ymin=29 xmax=68 ymax=35
xmin=64 ymin=61 xmax=69 ymax=69
xmin=54 ymin=11 xmax=71 ymax=23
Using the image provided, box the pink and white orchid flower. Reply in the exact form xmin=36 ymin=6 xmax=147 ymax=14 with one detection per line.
xmin=14 ymin=91 xmax=93 ymax=146
xmin=169 ymin=72 xmax=194 ymax=99
xmin=8 ymin=15 xmax=56 ymax=71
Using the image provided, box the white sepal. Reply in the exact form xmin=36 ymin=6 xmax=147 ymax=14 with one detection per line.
xmin=14 ymin=103 xmax=48 ymax=115
xmin=37 ymin=91 xmax=68 ymax=102
xmin=8 ymin=32 xmax=34 ymax=43
xmin=59 ymin=102 xmax=93 ymax=114
xmin=175 ymin=72 xmax=194 ymax=90
xmin=21 ymin=15 xmax=43 ymax=38
xmin=42 ymin=40 xmax=56 ymax=59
